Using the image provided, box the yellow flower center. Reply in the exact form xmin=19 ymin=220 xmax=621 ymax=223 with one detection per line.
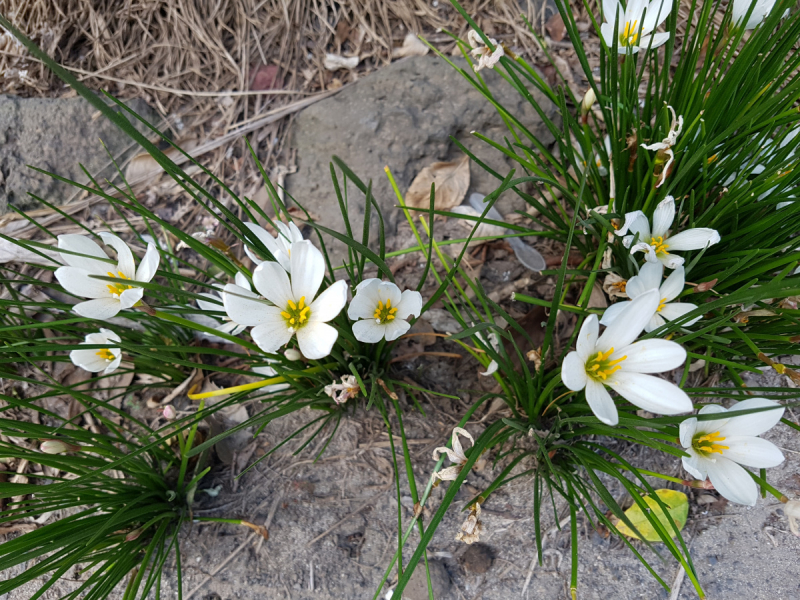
xmin=620 ymin=20 xmax=640 ymax=46
xmin=585 ymin=347 xmax=627 ymax=381
xmin=96 ymin=348 xmax=115 ymax=361
xmin=692 ymin=430 xmax=729 ymax=456
xmin=707 ymin=154 xmax=718 ymax=164
xmin=280 ymin=296 xmax=311 ymax=332
xmin=657 ymin=297 xmax=667 ymax=312
xmin=374 ymin=298 xmax=398 ymax=324
xmin=650 ymin=236 xmax=669 ymax=256
xmin=106 ymin=271 xmax=134 ymax=297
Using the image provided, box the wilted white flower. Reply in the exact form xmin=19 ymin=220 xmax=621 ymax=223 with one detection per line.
xmin=324 ymin=375 xmax=361 ymax=405
xmin=603 ymin=273 xmax=629 ymax=300
xmin=601 ymin=261 xmax=700 ymax=332
xmin=40 ymin=440 xmax=80 ymax=454
xmin=455 ymin=502 xmax=483 ymax=545
xmin=55 ymin=233 xmax=159 ymax=320
xmin=467 ymin=29 xmax=504 ymax=71
xmin=347 ymin=279 xmax=422 ymax=343
xmin=641 ymin=105 xmax=683 ymax=187
xmin=476 ymin=330 xmax=502 ymax=376
xmin=680 ymin=398 xmax=784 ymax=506
xmin=69 ymin=328 xmax=122 ymax=374
xmin=600 ymin=0 xmax=672 ymax=53
xmin=223 ymin=241 xmax=347 ymax=359
xmin=561 ymin=290 xmax=692 ymax=426
xmin=433 ymin=427 xmax=474 ymax=481
xmin=243 ymin=220 xmax=304 ymax=272
xmin=617 ymin=196 xmax=721 ymax=268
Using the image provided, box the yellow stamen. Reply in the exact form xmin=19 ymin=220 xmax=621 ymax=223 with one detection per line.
xmin=105 ymin=270 xmax=134 ymax=297
xmin=657 ymin=297 xmax=667 ymax=312
xmin=282 ymin=296 xmax=311 ymax=330
xmin=585 ymin=347 xmax=627 ymax=381
xmin=373 ymin=299 xmax=400 ymax=324
xmin=620 ymin=20 xmax=640 ymax=46
xmin=707 ymin=154 xmax=718 ymax=164
xmin=95 ymin=348 xmax=115 ymax=361
xmin=693 ymin=430 xmax=729 ymax=456
xmin=650 ymin=236 xmax=669 ymax=256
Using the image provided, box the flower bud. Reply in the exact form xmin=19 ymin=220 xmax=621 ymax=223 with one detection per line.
xmin=580 ymin=88 xmax=596 ymax=123
xmin=284 ymin=348 xmax=302 ymax=361
xmin=40 ymin=440 xmax=80 ymax=454
xmin=162 ymin=405 xmax=177 ymax=420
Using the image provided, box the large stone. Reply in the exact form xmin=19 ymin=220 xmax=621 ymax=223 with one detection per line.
xmin=286 ymin=55 xmax=558 ymax=265
xmin=0 ymin=95 xmax=157 ymax=213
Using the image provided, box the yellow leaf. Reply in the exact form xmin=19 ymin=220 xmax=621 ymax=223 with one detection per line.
xmin=615 ymin=489 xmax=688 ymax=541
xmin=404 ymin=154 xmax=470 ymax=211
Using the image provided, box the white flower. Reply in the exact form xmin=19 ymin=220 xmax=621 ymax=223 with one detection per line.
xmin=432 ymin=427 xmax=474 ymax=481
xmin=222 ymin=240 xmax=347 ymax=360
xmin=195 ymin=272 xmax=251 ymax=339
xmin=55 ymin=233 xmax=159 ymax=320
xmin=616 ymin=196 xmax=721 ymax=268
xmin=69 ymin=328 xmax=122 ymax=374
xmin=561 ymin=290 xmax=692 ymax=426
xmin=732 ymin=0 xmax=787 ymax=30
xmin=601 ymin=261 xmax=700 ymax=332
xmin=680 ymin=398 xmax=785 ymax=506
xmin=467 ymin=29 xmax=504 ymax=71
xmin=347 ymin=279 xmax=422 ymax=343
xmin=641 ymin=105 xmax=683 ymax=187
xmin=600 ymin=0 xmax=672 ymax=53
xmin=243 ymin=221 xmax=304 ymax=272
xmin=324 ymin=375 xmax=361 ymax=405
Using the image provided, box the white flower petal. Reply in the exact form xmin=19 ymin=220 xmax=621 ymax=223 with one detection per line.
xmin=98 ymin=232 xmax=136 ymax=279
xmin=607 ymin=371 xmax=693 ymax=415
xmin=720 ymin=398 xmax=784 ymax=437
xmin=599 ymin=22 xmax=615 ymax=47
xmin=136 ymin=243 xmax=160 ymax=282
xmin=643 ymin=0 xmax=672 ymax=30
xmin=665 ymin=228 xmax=720 ymax=252
xmin=234 ymin=272 xmax=251 ymax=290
xmin=585 ymin=378 xmax=618 ymax=425
xmin=651 ymin=196 xmax=675 ymax=238
xmin=658 ymin=302 xmax=701 ymax=326
xmin=376 ymin=281 xmax=402 ymax=309
xmin=659 ymin=252 xmax=685 ymax=269
xmin=296 ymin=321 xmax=339 ymax=359
xmin=682 ymin=451 xmax=709 ymax=481
xmin=353 ymin=319 xmax=386 ymax=343
xmin=615 ymin=339 xmax=686 ymax=373
xmin=596 ymin=289 xmax=660 ymax=352
xmin=196 ymin=293 xmax=221 ymax=313
xmin=222 ymin=283 xmax=276 ymax=327
xmin=433 ymin=466 xmax=461 ymax=481
xmin=452 ymin=427 xmax=473 ymax=458
xmin=58 ymin=234 xmax=110 ymax=273
xmin=244 ymin=222 xmax=281 ymax=258
xmin=73 ymin=298 xmax=122 ymax=320
xmin=616 ymin=210 xmax=651 ymax=240
xmin=599 ymin=301 xmax=631 ymax=326
xmin=723 ymin=436 xmax=784 ymax=469
xmin=104 ymin=354 xmax=122 ymax=374
xmin=251 ymin=313 xmax=294 ymax=353
xmin=70 ymin=347 xmax=111 ymax=372
xmin=638 ymin=31 xmax=671 ymax=49
xmin=290 ymin=241 xmax=325 ymax=302
xmin=348 ymin=279 xmax=382 ymax=319
xmin=481 ymin=360 xmax=499 ymax=376
xmin=119 ymin=287 xmax=144 ymax=309
xmin=659 ymin=265 xmax=685 ymax=302
xmin=383 ymin=319 xmax=411 ymax=342
xmin=98 ymin=328 xmax=120 ymax=343
xmin=309 ymin=280 xmax=347 ymax=323
xmin=707 ymin=457 xmax=758 ymax=506
xmin=561 ymin=351 xmax=588 ymax=391
xmin=602 ymin=0 xmax=621 ymax=21
xmin=55 ymin=267 xmax=111 ymax=299
xmin=576 ymin=314 xmax=599 ymax=361
xmin=679 ymin=416 xmax=698 ymax=448
xmin=645 ymin=312 xmax=666 ymax=332
xmin=396 ymin=289 xmax=423 ymax=320
xmin=638 ymin=261 xmax=664 ymax=294
xmin=253 ymin=261 xmax=293 ymax=307
xmin=631 ymin=242 xmax=659 ymax=263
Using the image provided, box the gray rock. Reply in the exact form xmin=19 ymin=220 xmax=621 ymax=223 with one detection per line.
xmin=403 ymin=559 xmax=452 ymax=600
xmin=0 ymin=95 xmax=157 ymax=213
xmin=286 ymin=55 xmax=558 ymax=265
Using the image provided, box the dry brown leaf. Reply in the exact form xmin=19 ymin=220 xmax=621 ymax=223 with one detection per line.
xmin=546 ymin=13 xmax=566 ymax=42
xmin=393 ymin=33 xmax=429 ymax=58
xmin=588 ymin=283 xmax=608 ymax=309
xmin=405 ymin=155 xmax=470 ymax=210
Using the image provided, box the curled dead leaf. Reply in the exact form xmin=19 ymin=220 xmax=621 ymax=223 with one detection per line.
xmin=405 ymin=155 xmax=470 ymax=210
xmin=694 ymin=278 xmax=718 ymax=293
